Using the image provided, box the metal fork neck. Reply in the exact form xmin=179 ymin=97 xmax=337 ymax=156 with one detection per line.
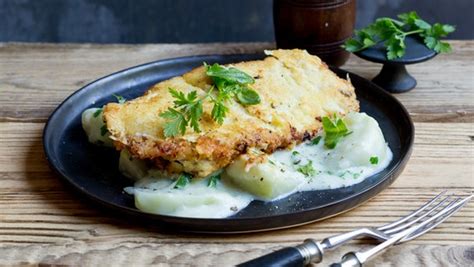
xmin=295 ymin=239 xmax=324 ymax=264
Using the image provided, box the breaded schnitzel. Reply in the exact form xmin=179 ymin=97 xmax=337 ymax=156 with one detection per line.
xmin=104 ymin=49 xmax=359 ymax=177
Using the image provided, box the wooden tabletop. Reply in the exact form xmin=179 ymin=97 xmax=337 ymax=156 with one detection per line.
xmin=0 ymin=41 xmax=472 ymax=266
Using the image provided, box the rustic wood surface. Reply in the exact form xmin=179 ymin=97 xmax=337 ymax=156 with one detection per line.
xmin=0 ymin=41 xmax=472 ymax=266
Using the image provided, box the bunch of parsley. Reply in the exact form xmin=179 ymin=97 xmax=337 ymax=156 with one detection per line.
xmin=343 ymin=11 xmax=455 ymax=60
xmin=160 ymin=63 xmax=261 ymax=137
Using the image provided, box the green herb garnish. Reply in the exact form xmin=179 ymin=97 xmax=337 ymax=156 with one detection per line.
xmin=100 ymin=125 xmax=108 ymax=136
xmin=236 ymin=87 xmax=261 ymax=105
xmin=205 ymin=63 xmax=260 ymax=107
xmin=159 ymin=88 xmax=203 ymax=136
xmin=322 ymin=115 xmax=351 ymax=149
xmin=205 ymin=63 xmax=255 ymax=84
xmin=370 ymin=156 xmax=379 ymax=165
xmin=310 ymin=136 xmax=322 ymax=145
xmin=343 ymin=11 xmax=455 ymax=59
xmin=160 ymin=107 xmax=188 ymax=137
xmin=113 ymin=94 xmax=127 ymax=104
xmin=93 ymin=108 xmax=103 ymax=118
xmin=160 ymin=63 xmax=261 ymax=137
xmin=297 ymin=160 xmax=316 ymax=177
xmin=174 ymin=174 xmax=191 ymax=189
xmin=207 ymin=174 xmax=221 ymax=188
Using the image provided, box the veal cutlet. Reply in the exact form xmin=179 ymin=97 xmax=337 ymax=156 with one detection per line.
xmin=103 ymin=49 xmax=359 ymax=177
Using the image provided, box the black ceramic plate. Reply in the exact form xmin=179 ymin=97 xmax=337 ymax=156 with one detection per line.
xmin=43 ymin=54 xmax=414 ymax=233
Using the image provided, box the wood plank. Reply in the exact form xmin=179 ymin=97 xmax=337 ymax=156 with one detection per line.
xmin=0 ymin=243 xmax=472 ymax=266
xmin=1 ymin=41 xmax=473 ymax=123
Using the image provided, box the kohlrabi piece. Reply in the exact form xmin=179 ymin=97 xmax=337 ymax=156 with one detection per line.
xmin=223 ymin=156 xmax=305 ymax=201
xmin=324 ymin=112 xmax=389 ymax=169
xmin=119 ymin=149 xmax=149 ymax=180
xmin=133 ymin=179 xmax=252 ymax=218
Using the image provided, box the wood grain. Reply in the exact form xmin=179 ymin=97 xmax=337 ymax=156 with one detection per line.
xmin=0 ymin=42 xmax=473 ymax=266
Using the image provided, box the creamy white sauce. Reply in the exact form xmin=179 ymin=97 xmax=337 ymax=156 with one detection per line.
xmin=124 ymin=177 xmax=253 ymax=218
xmin=269 ymin=112 xmax=393 ymax=192
xmin=82 ymin=109 xmax=392 ymax=219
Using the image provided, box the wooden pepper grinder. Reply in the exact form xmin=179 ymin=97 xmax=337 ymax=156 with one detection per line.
xmin=273 ymin=0 xmax=356 ymax=66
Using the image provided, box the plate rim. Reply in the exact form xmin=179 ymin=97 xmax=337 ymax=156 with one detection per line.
xmin=43 ymin=53 xmax=414 ymax=232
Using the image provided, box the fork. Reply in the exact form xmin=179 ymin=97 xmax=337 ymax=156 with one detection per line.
xmin=237 ymin=192 xmax=472 ymax=267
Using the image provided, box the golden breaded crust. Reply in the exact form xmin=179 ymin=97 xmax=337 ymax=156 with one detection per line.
xmin=104 ymin=49 xmax=359 ymax=177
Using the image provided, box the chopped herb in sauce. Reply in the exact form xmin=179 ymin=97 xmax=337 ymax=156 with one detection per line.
xmin=174 ymin=174 xmax=191 ymax=189
xmin=207 ymin=174 xmax=221 ymax=188
xmin=310 ymin=136 xmax=322 ymax=145
xmin=297 ymin=160 xmax=316 ymax=177
xmin=100 ymin=125 xmax=108 ymax=136
xmin=370 ymin=156 xmax=379 ymax=165
xmin=93 ymin=108 xmax=103 ymax=118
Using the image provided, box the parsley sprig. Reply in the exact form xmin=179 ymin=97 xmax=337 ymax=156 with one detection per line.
xmin=322 ymin=115 xmax=352 ymax=149
xmin=343 ymin=11 xmax=455 ymax=60
xmin=160 ymin=63 xmax=261 ymax=137
xmin=160 ymin=88 xmax=204 ymax=137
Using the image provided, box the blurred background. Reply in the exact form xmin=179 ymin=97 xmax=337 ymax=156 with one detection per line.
xmin=1 ymin=0 xmax=472 ymax=43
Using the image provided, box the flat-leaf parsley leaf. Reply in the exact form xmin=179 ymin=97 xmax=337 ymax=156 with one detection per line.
xmin=322 ymin=115 xmax=351 ymax=149
xmin=205 ymin=63 xmax=255 ymax=84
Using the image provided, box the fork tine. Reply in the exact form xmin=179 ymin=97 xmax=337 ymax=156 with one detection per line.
xmin=401 ymin=199 xmax=468 ymax=242
xmin=383 ymin=195 xmax=453 ymax=235
xmin=399 ymin=194 xmax=473 ymax=242
xmin=378 ymin=191 xmax=447 ymax=231
xmin=335 ymin=194 xmax=472 ymax=267
xmin=400 ymin=194 xmax=473 ymax=242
